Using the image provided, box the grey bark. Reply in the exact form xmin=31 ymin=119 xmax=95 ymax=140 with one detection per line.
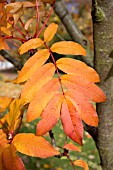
xmin=54 ymin=0 xmax=93 ymax=66
xmin=0 ymin=50 xmax=23 ymax=70
xmin=92 ymin=0 xmax=113 ymax=169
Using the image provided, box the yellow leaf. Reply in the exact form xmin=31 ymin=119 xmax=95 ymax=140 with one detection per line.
xmin=12 ymin=133 xmax=60 ymax=158
xmin=44 ymin=23 xmax=58 ymax=42
xmin=56 ymin=58 xmax=100 ymax=82
xmin=74 ymin=160 xmax=89 ymax=170
xmin=1 ymin=27 xmax=11 ymax=36
xmin=16 ymin=49 xmax=50 ymax=83
xmin=26 ymin=78 xmax=60 ymax=122
xmin=7 ymin=98 xmax=25 ymax=131
xmin=21 ymin=63 xmax=55 ymax=102
xmin=51 ymin=41 xmax=86 ymax=56
xmin=19 ymin=38 xmax=44 ymax=55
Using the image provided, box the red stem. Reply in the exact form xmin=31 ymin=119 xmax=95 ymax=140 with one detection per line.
xmin=4 ymin=35 xmax=26 ymax=42
xmin=35 ymin=0 xmax=56 ymax=38
xmin=8 ymin=20 xmax=26 ymax=38
xmin=34 ymin=0 xmax=40 ymax=37
xmin=44 ymin=42 xmax=65 ymax=95
xmin=19 ymin=18 xmax=30 ymax=38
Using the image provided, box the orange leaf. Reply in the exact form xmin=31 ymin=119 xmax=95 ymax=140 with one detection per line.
xmin=2 ymin=144 xmax=25 ymax=170
xmin=51 ymin=41 xmax=86 ymax=56
xmin=21 ymin=63 xmax=55 ymax=103
xmin=16 ymin=49 xmax=50 ymax=83
xmin=64 ymin=143 xmax=81 ymax=152
xmin=44 ymin=23 xmax=58 ymax=42
xmin=19 ymin=38 xmax=44 ymax=55
xmin=61 ymin=74 xmax=106 ymax=102
xmin=0 ymin=96 xmax=13 ymax=113
xmin=12 ymin=133 xmax=60 ymax=158
xmin=26 ymin=78 xmax=60 ymax=122
xmin=74 ymin=160 xmax=89 ymax=170
xmin=36 ymin=93 xmax=63 ymax=136
xmin=0 ymin=37 xmax=9 ymax=50
xmin=65 ymin=90 xmax=99 ymax=127
xmin=61 ymin=98 xmax=83 ymax=145
xmin=56 ymin=58 xmax=99 ymax=82
xmin=0 ymin=130 xmax=8 ymax=148
xmin=0 ymin=130 xmax=8 ymax=170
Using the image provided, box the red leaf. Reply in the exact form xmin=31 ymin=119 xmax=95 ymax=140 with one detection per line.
xmin=65 ymin=90 xmax=98 ymax=126
xmin=61 ymin=98 xmax=83 ymax=145
xmin=12 ymin=133 xmax=60 ymax=158
xmin=36 ymin=93 xmax=63 ymax=135
xmin=2 ymin=144 xmax=25 ymax=170
xmin=56 ymin=58 xmax=99 ymax=82
xmin=61 ymin=74 xmax=106 ymax=103
xmin=26 ymin=78 xmax=60 ymax=122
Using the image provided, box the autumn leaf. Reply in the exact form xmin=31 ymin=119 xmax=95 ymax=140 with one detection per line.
xmin=16 ymin=49 xmax=50 ymax=83
xmin=51 ymin=41 xmax=86 ymax=56
xmin=65 ymin=90 xmax=99 ymax=126
xmin=56 ymin=58 xmax=100 ymax=82
xmin=36 ymin=93 xmax=63 ymax=136
xmin=21 ymin=63 xmax=55 ymax=103
xmin=44 ymin=23 xmax=58 ymax=42
xmin=26 ymin=78 xmax=60 ymax=122
xmin=19 ymin=38 xmax=44 ymax=55
xmin=61 ymin=98 xmax=83 ymax=145
xmin=61 ymin=74 xmax=106 ymax=102
xmin=64 ymin=143 xmax=81 ymax=152
xmin=12 ymin=133 xmax=60 ymax=158
xmin=7 ymin=98 xmax=25 ymax=131
xmin=2 ymin=144 xmax=25 ymax=170
xmin=0 ymin=37 xmax=9 ymax=50
xmin=74 ymin=160 xmax=89 ymax=170
xmin=0 ymin=96 xmax=13 ymax=113
xmin=0 ymin=130 xmax=8 ymax=170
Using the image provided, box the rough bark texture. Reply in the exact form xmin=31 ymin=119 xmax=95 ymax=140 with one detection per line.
xmin=92 ymin=0 xmax=113 ymax=169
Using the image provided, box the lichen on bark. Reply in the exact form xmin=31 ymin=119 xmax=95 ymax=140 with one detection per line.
xmin=92 ymin=0 xmax=113 ymax=169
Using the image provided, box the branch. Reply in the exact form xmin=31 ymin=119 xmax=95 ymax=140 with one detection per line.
xmin=83 ymin=122 xmax=97 ymax=141
xmin=0 ymin=50 xmax=23 ymax=70
xmin=54 ymin=1 xmax=93 ymax=66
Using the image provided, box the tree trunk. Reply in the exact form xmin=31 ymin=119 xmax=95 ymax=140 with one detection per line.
xmin=92 ymin=0 xmax=113 ymax=169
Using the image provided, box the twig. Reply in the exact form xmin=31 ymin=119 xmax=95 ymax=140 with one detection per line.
xmin=54 ymin=1 xmax=93 ymax=66
xmin=0 ymin=50 xmax=23 ymax=70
